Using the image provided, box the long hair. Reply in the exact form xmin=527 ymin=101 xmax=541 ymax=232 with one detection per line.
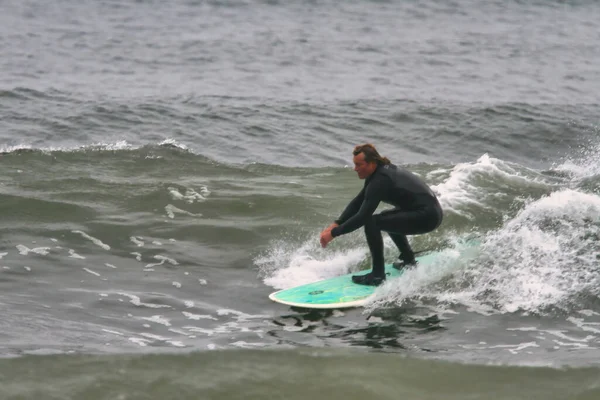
xmin=353 ymin=143 xmax=391 ymax=165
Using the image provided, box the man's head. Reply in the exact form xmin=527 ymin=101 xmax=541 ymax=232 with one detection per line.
xmin=352 ymin=144 xmax=390 ymax=179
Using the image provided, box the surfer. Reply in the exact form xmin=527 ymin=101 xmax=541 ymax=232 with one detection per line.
xmin=320 ymin=144 xmax=443 ymax=286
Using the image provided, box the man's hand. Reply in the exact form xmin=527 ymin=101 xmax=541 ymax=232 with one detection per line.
xmin=324 ymin=223 xmax=338 ymax=232
xmin=320 ymin=230 xmax=334 ymax=248
xmin=320 ymin=223 xmax=338 ymax=248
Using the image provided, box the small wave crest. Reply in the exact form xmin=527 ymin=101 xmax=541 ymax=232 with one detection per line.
xmin=430 ymin=153 xmax=560 ymax=220
xmin=387 ymin=189 xmax=600 ymax=315
xmin=255 ymin=236 xmax=367 ymax=290
xmin=553 ymin=134 xmax=600 ymax=182
xmin=0 ymin=139 xmax=193 ymax=157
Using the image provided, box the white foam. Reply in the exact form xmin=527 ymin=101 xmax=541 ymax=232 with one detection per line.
xmin=430 ymin=157 xmax=489 ymax=217
xmin=16 ymin=245 xmax=50 ymax=256
xmin=68 ymin=249 xmax=85 ymax=259
xmin=154 ymin=255 xmax=178 ymax=265
xmin=105 ymin=263 xmax=117 ymax=269
xmin=430 ymin=154 xmax=550 ymax=219
xmin=578 ymin=310 xmax=600 ymax=317
xmin=366 ymin=239 xmax=477 ymax=312
xmin=478 ymin=190 xmax=600 ymax=313
xmin=72 ymin=230 xmax=110 ymax=250
xmin=552 ymin=341 xmax=590 ymax=349
xmin=567 ymin=317 xmax=600 ymax=335
xmin=183 ymin=326 xmax=216 ymax=336
xmin=460 ymin=341 xmax=539 ymax=355
xmin=165 ymin=204 xmax=202 ymax=219
xmin=131 ymin=252 xmax=142 ymax=261
xmin=118 ymin=293 xmax=171 ymax=309
xmin=545 ymin=330 xmax=594 ymax=343
xmin=144 ymin=255 xmax=179 ymax=270
xmin=83 ymin=268 xmax=100 ymax=277
xmin=257 ymin=237 xmax=367 ymax=290
xmin=130 ymin=236 xmax=145 ymax=247
xmin=0 ymin=252 xmax=7 ymax=259
xmin=159 ymin=138 xmax=189 ymax=150
xmin=416 ymin=189 xmax=600 ymax=315
xmin=167 ymin=186 xmax=210 ymax=204
xmin=172 ymin=281 xmax=181 ymax=288
xmin=88 ymin=140 xmax=133 ymax=151
xmin=0 ymin=144 xmax=33 ymax=153
xmin=128 ymin=337 xmax=150 ymax=347
xmin=553 ymin=160 xmax=588 ymax=177
xmin=168 ymin=328 xmax=191 ymax=336
xmin=140 ymin=315 xmax=171 ymax=327
xmin=102 ymin=329 xmax=124 ymax=336
xmin=506 ymin=327 xmax=539 ymax=332
xmin=183 ymin=311 xmax=218 ymax=321
xmin=216 ymin=309 xmax=269 ymax=320
xmin=506 ymin=342 xmax=540 ymax=355
xmin=139 ymin=333 xmax=170 ymax=341
xmin=230 ymin=341 xmax=267 ymax=349
xmin=553 ymin=140 xmax=600 ymax=179
xmin=4 ymin=139 xmax=179 ymax=158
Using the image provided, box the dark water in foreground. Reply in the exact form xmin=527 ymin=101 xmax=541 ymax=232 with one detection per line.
xmin=2 ymin=350 xmax=600 ymax=400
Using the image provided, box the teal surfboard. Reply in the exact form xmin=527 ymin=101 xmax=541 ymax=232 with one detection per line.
xmin=268 ymin=250 xmax=443 ymax=309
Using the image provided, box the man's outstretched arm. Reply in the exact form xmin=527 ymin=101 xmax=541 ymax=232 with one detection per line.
xmin=320 ymin=187 xmax=365 ymax=248
xmin=330 ymin=178 xmax=385 ymax=237
xmin=334 ymin=187 xmax=365 ymax=225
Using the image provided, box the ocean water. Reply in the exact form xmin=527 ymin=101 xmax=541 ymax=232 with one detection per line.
xmin=1 ymin=0 xmax=600 ymax=398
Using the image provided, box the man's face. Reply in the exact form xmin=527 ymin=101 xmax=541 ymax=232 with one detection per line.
xmin=353 ymin=152 xmax=377 ymax=179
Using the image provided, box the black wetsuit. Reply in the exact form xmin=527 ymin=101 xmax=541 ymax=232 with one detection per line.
xmin=330 ymin=163 xmax=443 ymax=280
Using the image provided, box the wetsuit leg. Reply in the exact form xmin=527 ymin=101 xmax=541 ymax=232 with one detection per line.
xmin=369 ymin=204 xmax=442 ymax=269
xmin=363 ymin=216 xmax=385 ymax=277
xmin=353 ymin=202 xmax=443 ymax=286
xmin=375 ymin=204 xmax=442 ymax=235
xmin=351 ymin=215 xmax=387 ymax=286
xmin=388 ymin=233 xmax=414 ymax=262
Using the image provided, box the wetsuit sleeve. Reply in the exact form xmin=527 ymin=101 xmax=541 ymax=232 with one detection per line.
xmin=334 ymin=188 xmax=365 ymax=225
xmin=330 ymin=175 xmax=386 ymax=237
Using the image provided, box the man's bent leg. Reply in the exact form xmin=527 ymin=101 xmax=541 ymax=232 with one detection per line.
xmin=388 ymin=233 xmax=415 ymax=265
xmin=374 ymin=206 xmax=442 ymax=268
xmin=364 ymin=216 xmax=385 ymax=276
xmin=352 ymin=216 xmax=386 ymax=286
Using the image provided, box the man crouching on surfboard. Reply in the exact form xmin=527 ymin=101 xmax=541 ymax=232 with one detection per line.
xmin=320 ymin=144 xmax=443 ymax=286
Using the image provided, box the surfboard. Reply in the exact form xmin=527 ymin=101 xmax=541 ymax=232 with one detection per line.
xmin=268 ymin=250 xmax=443 ymax=309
